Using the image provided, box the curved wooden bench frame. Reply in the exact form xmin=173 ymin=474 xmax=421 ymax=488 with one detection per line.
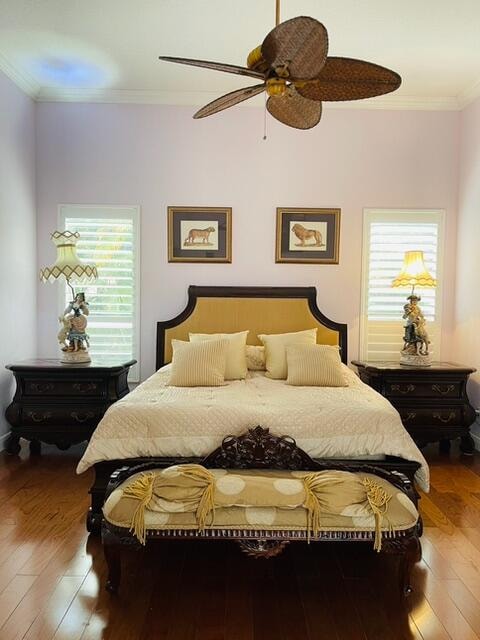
xmin=102 ymin=427 xmax=422 ymax=596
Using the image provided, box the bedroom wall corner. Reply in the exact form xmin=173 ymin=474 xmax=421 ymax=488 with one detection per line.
xmin=454 ymin=95 xmax=480 ymax=447
xmin=0 ymin=70 xmax=37 ymax=449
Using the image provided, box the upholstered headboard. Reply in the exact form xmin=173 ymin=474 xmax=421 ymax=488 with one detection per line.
xmin=156 ymin=286 xmax=348 ymax=369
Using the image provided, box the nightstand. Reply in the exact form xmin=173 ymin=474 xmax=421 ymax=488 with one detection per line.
xmin=4 ymin=358 xmax=136 ymax=455
xmin=351 ymin=361 xmax=477 ymax=454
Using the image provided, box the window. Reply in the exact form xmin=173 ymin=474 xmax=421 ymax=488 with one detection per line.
xmin=59 ymin=205 xmax=140 ymax=381
xmin=360 ymin=210 xmax=444 ymax=361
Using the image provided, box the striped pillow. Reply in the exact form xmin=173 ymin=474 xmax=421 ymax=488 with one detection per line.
xmin=258 ymin=328 xmax=318 ymax=379
xmin=189 ymin=330 xmax=249 ymax=379
xmin=285 ymin=344 xmax=347 ymax=387
xmin=168 ymin=339 xmax=228 ymax=387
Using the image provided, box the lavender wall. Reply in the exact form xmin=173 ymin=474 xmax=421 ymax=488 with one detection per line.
xmin=35 ymin=102 xmax=459 ymax=380
xmin=0 ymin=71 xmax=37 ymax=440
xmin=455 ymin=97 xmax=480 ymax=427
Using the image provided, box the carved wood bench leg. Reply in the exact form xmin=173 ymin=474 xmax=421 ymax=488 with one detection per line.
xmin=104 ymin=542 xmax=122 ymax=593
xmin=383 ymin=535 xmax=421 ymax=597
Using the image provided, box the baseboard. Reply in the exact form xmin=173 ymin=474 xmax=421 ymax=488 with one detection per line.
xmin=0 ymin=431 xmax=10 ymax=453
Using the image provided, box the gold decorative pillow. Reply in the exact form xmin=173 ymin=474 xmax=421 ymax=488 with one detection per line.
xmin=189 ymin=330 xmax=249 ymax=380
xmin=168 ymin=339 xmax=228 ymax=387
xmin=286 ymin=344 xmax=347 ymax=387
xmin=245 ymin=345 xmax=266 ymax=371
xmin=258 ymin=328 xmax=318 ymax=379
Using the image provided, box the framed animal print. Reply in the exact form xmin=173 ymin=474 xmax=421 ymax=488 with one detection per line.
xmin=275 ymin=208 xmax=340 ymax=264
xmin=168 ymin=206 xmax=232 ymax=263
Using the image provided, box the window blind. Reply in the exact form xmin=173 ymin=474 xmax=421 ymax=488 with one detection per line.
xmin=59 ymin=206 xmax=140 ymax=381
xmin=361 ymin=210 xmax=444 ymax=361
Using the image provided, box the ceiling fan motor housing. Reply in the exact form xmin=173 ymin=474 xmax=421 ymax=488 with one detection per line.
xmin=246 ymin=46 xmax=269 ymax=73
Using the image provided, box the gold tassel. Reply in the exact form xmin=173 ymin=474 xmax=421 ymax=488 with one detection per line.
xmin=172 ymin=465 xmax=216 ymax=530
xmin=363 ymin=477 xmax=392 ymax=552
xmin=196 ymin=477 xmax=215 ymax=531
xmin=122 ymin=472 xmax=155 ymax=545
xmin=302 ymin=474 xmax=322 ymax=542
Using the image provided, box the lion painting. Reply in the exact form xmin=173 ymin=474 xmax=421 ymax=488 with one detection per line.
xmin=184 ymin=226 xmax=216 ymax=246
xmin=291 ymin=223 xmax=325 ymax=247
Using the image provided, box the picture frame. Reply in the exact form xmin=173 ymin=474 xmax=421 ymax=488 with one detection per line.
xmin=275 ymin=207 xmax=341 ymax=264
xmin=168 ymin=206 xmax=232 ymax=263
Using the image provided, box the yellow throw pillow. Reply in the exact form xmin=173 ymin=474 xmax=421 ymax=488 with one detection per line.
xmin=168 ymin=339 xmax=228 ymax=387
xmin=189 ymin=330 xmax=249 ymax=380
xmin=286 ymin=344 xmax=347 ymax=387
xmin=258 ymin=328 xmax=317 ymax=379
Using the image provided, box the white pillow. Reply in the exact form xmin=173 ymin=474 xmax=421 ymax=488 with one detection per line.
xmin=258 ymin=328 xmax=318 ymax=379
xmin=168 ymin=339 xmax=228 ymax=387
xmin=286 ymin=344 xmax=347 ymax=387
xmin=189 ymin=330 xmax=249 ymax=380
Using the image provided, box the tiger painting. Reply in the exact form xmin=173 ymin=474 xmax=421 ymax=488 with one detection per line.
xmin=184 ymin=226 xmax=216 ymax=246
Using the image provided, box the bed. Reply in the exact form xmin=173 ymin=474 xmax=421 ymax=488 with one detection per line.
xmin=82 ymin=285 xmax=427 ymax=534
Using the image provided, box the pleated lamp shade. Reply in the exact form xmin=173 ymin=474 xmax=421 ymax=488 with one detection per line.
xmin=392 ymin=251 xmax=436 ymax=289
xmin=39 ymin=231 xmax=98 ymax=283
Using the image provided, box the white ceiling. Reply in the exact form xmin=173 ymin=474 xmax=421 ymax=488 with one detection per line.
xmin=1 ymin=0 xmax=480 ymax=110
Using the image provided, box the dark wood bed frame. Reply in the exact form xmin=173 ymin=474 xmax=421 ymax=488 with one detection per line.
xmin=86 ymin=286 xmax=421 ymax=534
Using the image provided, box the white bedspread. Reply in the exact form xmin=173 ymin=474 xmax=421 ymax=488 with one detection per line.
xmin=77 ymin=365 xmax=429 ymax=490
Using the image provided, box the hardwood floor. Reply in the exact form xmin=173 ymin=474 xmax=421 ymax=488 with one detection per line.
xmin=0 ymin=443 xmax=480 ymax=639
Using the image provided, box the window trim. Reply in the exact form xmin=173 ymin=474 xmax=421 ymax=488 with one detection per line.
xmin=57 ymin=204 xmax=141 ymax=382
xmin=359 ymin=208 xmax=445 ymax=361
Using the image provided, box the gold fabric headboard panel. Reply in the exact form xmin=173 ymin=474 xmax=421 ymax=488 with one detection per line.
xmin=157 ymin=286 xmax=347 ymax=368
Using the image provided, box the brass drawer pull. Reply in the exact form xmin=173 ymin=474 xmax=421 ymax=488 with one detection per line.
xmin=391 ymin=384 xmax=415 ymax=394
xmin=70 ymin=411 xmax=95 ymax=423
xmin=402 ymin=412 xmax=417 ymax=422
xmin=72 ymin=383 xmax=98 ymax=393
xmin=431 ymin=384 xmax=455 ymax=396
xmin=27 ymin=411 xmax=52 ymax=423
xmin=433 ymin=412 xmax=456 ymax=424
xmin=29 ymin=383 xmax=54 ymax=393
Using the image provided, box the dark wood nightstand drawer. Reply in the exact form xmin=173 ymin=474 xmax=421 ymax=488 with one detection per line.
xmin=23 ymin=378 xmax=106 ymax=398
xmin=385 ymin=380 xmax=461 ymax=399
xmin=20 ymin=405 xmax=105 ymax=428
xmin=398 ymin=407 xmax=463 ymax=428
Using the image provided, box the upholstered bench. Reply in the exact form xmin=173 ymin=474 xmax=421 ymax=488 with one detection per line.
xmin=102 ymin=458 xmax=422 ymax=596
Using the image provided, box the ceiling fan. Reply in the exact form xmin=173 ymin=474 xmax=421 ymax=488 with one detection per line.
xmin=159 ymin=0 xmax=401 ymax=130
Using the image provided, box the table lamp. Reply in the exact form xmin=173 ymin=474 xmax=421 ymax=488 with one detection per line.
xmin=40 ymin=231 xmax=98 ymax=364
xmin=392 ymin=250 xmax=437 ymax=367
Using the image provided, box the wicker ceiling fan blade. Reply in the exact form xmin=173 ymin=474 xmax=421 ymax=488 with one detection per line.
xmin=261 ymin=17 xmax=328 ymax=81
xmin=267 ymin=87 xmax=322 ymax=129
xmin=296 ymin=57 xmax=401 ymax=101
xmin=159 ymin=56 xmax=265 ymax=80
xmin=194 ymin=84 xmax=266 ymax=119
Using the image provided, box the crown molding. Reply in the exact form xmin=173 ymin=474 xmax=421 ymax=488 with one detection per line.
xmin=35 ymin=87 xmax=222 ymax=105
xmin=35 ymin=86 xmax=461 ymax=111
xmin=457 ymin=78 xmax=480 ymax=110
xmin=325 ymin=95 xmax=459 ymax=111
xmin=0 ymin=53 xmax=40 ymax=98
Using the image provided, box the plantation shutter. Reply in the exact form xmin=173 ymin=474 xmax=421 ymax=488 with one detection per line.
xmin=360 ymin=210 xmax=444 ymax=361
xmin=59 ymin=206 xmax=140 ymax=381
